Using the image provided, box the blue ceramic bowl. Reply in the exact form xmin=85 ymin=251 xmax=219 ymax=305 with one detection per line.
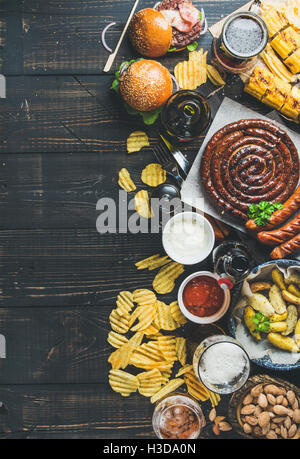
xmin=228 ymin=259 xmax=300 ymax=371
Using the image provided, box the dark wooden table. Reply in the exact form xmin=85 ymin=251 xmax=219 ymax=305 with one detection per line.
xmin=0 ymin=0 xmax=298 ymax=439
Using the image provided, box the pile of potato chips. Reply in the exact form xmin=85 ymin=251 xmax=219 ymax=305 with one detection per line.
xmin=107 ymin=257 xmax=221 ymax=407
xmin=174 ymin=49 xmax=226 ymax=90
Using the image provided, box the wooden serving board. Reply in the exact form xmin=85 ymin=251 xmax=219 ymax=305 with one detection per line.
xmin=228 ymin=374 xmax=300 ymax=439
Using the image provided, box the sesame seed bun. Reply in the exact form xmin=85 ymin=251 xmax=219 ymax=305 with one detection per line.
xmin=128 ymin=9 xmax=172 ymax=58
xmin=119 ymin=59 xmax=173 ymax=112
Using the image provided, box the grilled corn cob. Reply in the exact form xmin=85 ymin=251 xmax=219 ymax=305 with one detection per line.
xmin=284 ymin=48 xmax=300 ymax=74
xmin=244 ymin=65 xmax=274 ymax=100
xmin=261 ymin=44 xmax=294 ymax=82
xmin=271 ymin=26 xmax=300 ymax=59
xmin=262 ymin=8 xmax=289 ymax=39
xmin=279 ymin=85 xmax=300 ymax=120
xmin=262 ymin=76 xmax=291 ymax=109
xmin=285 ymin=0 xmax=300 ymax=33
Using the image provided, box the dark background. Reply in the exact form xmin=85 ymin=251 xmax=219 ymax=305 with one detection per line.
xmin=0 ymin=0 xmax=298 ymax=439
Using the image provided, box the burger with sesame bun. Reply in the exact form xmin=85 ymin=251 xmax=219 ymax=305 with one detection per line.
xmin=128 ymin=1 xmax=202 ymax=57
xmin=111 ymin=59 xmax=173 ymax=125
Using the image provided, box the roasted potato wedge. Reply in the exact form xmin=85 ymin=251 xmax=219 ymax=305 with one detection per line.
xmin=285 ymin=272 xmax=300 ymax=285
xmin=249 ymin=293 xmax=274 ymax=317
xmin=269 ymin=322 xmax=288 ymax=333
xmin=281 ymin=305 xmax=298 ymax=336
xmin=272 ymin=268 xmax=286 ymax=290
xmin=243 ymin=306 xmax=261 ymax=340
xmin=287 ymin=284 xmax=300 ymax=298
xmin=282 ymin=290 xmax=300 ymax=305
xmin=269 ymin=284 xmax=287 ymax=314
xmin=250 ymin=281 xmax=272 ymax=293
xmin=267 ymin=332 xmax=299 ymax=352
xmin=270 ymin=310 xmax=288 ymax=322
xmin=295 ymin=319 xmax=300 ymax=347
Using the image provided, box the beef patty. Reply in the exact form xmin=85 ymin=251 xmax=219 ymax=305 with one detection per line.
xmin=157 ymin=0 xmax=201 ymax=48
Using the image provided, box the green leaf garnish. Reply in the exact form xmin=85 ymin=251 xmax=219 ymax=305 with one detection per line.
xmin=111 ymin=59 xmax=161 ymax=125
xmin=247 ymin=201 xmax=284 ymax=226
xmin=168 ymin=47 xmax=177 ymax=53
xmin=252 ymin=312 xmax=270 ymax=333
xmin=187 ymin=41 xmax=198 ymax=52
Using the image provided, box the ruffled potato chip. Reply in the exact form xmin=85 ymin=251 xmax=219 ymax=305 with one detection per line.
xmin=175 ymin=337 xmax=187 ymax=366
xmin=153 ymin=262 xmax=184 ymax=295
xmin=118 ymin=168 xmax=136 ymax=192
xmin=107 ymin=331 xmax=129 ymax=349
xmin=116 ymin=291 xmax=134 ymax=317
xmin=135 ymin=254 xmax=171 ymax=271
xmin=170 ymin=301 xmax=187 ymax=325
xmin=184 ymin=370 xmax=209 ymax=402
xmin=109 ymin=309 xmax=130 ymax=334
xmin=108 ymin=332 xmax=143 ymax=370
xmin=141 ymin=163 xmax=166 ymax=187
xmin=154 ymin=301 xmax=179 ymax=331
xmin=150 ymin=378 xmax=185 ymax=404
xmin=174 ymin=49 xmax=207 ymax=90
xmin=134 ymin=190 xmax=153 ymax=219
xmin=133 ymin=289 xmax=157 ymax=307
xmin=109 ymin=369 xmax=139 ymax=397
xmin=175 ymin=364 xmax=193 ymax=377
xmin=127 ymin=131 xmax=150 ymax=154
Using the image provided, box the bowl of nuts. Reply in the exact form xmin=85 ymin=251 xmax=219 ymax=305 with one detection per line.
xmin=228 ymin=374 xmax=300 ymax=439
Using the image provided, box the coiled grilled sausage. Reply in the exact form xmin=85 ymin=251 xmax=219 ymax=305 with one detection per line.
xmin=257 ymin=212 xmax=300 ymax=245
xmin=270 ymin=233 xmax=300 ymax=259
xmin=200 ymin=119 xmax=299 ymax=222
xmin=245 ymin=185 xmax=300 ymax=232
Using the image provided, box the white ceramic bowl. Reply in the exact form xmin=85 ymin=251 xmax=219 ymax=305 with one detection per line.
xmin=178 ymin=271 xmax=231 ymax=324
xmin=162 ymin=212 xmax=215 ymax=265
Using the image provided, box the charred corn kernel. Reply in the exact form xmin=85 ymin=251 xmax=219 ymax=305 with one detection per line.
xmin=284 ymin=48 xmax=300 ymax=74
xmin=263 ymin=8 xmax=289 ymax=38
xmin=244 ymin=66 xmax=275 ymax=100
xmin=271 ymin=27 xmax=300 ymax=59
xmin=281 ymin=86 xmax=300 ymax=120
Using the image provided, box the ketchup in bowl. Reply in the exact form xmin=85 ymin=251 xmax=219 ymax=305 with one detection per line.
xmin=182 ymin=275 xmax=224 ymax=317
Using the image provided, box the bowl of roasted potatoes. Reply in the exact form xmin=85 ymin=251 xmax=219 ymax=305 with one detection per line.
xmin=228 ymin=374 xmax=300 ymax=439
xmin=228 ymin=259 xmax=300 ymax=370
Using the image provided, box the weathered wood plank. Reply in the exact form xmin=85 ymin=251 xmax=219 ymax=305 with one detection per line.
xmin=1 ymin=0 xmax=247 ymax=75
xmin=0 ymin=383 xmax=240 ymax=439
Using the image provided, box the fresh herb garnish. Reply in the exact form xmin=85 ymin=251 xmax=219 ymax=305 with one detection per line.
xmin=247 ymin=201 xmax=284 ymax=226
xmin=187 ymin=41 xmax=198 ymax=52
xmin=168 ymin=47 xmax=177 ymax=53
xmin=111 ymin=59 xmax=162 ymax=125
xmin=252 ymin=312 xmax=270 ymax=333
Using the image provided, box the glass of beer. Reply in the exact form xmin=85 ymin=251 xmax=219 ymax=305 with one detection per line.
xmin=212 ymin=11 xmax=268 ymax=74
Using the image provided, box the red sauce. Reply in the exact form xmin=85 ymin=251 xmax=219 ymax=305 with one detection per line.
xmin=183 ymin=275 xmax=224 ymax=317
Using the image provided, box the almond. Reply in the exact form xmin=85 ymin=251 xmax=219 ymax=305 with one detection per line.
xmin=218 ymin=421 xmax=232 ymax=432
xmin=266 ymin=430 xmax=277 ymax=439
xmin=258 ymin=393 xmax=268 ymax=409
xmin=282 ymin=397 xmax=288 ymax=407
xmin=266 ymin=394 xmax=276 ymax=406
xmin=251 ymin=384 xmax=264 ymax=398
xmin=242 ymin=393 xmax=253 ymax=405
xmin=212 ymin=424 xmax=220 ymax=436
xmin=276 ymin=395 xmax=283 ymax=404
xmin=292 ymin=409 xmax=300 ymax=423
xmin=209 ymin=408 xmax=216 ymax=422
xmin=214 ymin=416 xmax=225 ymax=425
xmin=292 ymin=399 xmax=299 ymax=410
xmin=286 ymin=390 xmax=296 ymax=406
xmin=241 ymin=404 xmax=256 ymax=415
xmin=264 ymin=385 xmax=285 ymax=396
xmin=280 ymin=425 xmax=288 ymax=439
xmin=284 ymin=416 xmax=292 ymax=430
xmin=273 ymin=405 xmax=289 ymax=416
xmin=243 ymin=423 xmax=252 ymax=434
xmin=254 ymin=405 xmax=262 ymax=417
xmin=258 ymin=411 xmax=270 ymax=428
xmin=244 ymin=415 xmax=258 ymax=426
xmin=288 ymin=424 xmax=297 ymax=438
